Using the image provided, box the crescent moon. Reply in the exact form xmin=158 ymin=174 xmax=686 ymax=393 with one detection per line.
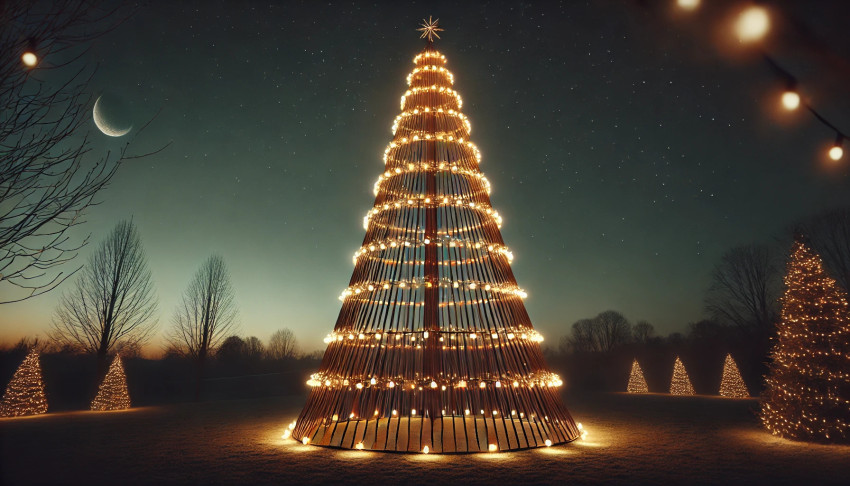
xmin=93 ymin=95 xmax=132 ymax=137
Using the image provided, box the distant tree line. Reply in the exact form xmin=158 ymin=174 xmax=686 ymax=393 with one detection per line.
xmin=551 ymin=207 xmax=850 ymax=394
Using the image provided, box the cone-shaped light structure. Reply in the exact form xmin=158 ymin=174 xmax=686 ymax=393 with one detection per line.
xmin=627 ymin=359 xmax=649 ymax=393
xmin=719 ymin=353 xmax=749 ymax=398
xmin=0 ymin=349 xmax=48 ymax=417
xmin=290 ymin=21 xmax=580 ymax=453
xmin=91 ymin=356 xmax=131 ymax=411
xmin=669 ymin=356 xmax=695 ymax=396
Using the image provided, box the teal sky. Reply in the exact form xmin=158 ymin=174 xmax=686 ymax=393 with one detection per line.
xmin=2 ymin=0 xmax=850 ymax=355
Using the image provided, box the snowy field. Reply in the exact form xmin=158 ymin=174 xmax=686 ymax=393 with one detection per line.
xmin=2 ymin=392 xmax=849 ymax=485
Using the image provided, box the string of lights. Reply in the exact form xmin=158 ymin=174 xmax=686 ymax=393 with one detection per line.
xmin=667 ymin=0 xmax=848 ymax=162
xmin=322 ymin=328 xmax=545 ymax=344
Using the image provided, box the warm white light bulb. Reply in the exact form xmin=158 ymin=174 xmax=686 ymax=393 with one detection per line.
xmin=829 ymin=145 xmax=844 ymax=161
xmin=677 ymin=0 xmax=699 ymax=10
xmin=735 ymin=6 xmax=770 ymax=43
xmin=21 ymin=52 xmax=37 ymax=67
xmin=781 ymin=91 xmax=800 ymax=111
xmin=544 ymin=439 xmax=553 ymax=447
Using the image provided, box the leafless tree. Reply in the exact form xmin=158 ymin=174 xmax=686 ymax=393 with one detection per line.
xmin=795 ymin=208 xmax=850 ymax=291
xmin=595 ymin=310 xmax=632 ymax=352
xmin=50 ymin=220 xmax=157 ymax=373
xmin=567 ymin=318 xmax=600 ymax=353
xmin=266 ymin=328 xmax=298 ymax=360
xmin=705 ymin=245 xmax=780 ymax=334
xmin=244 ymin=336 xmax=264 ymax=361
xmin=168 ymin=254 xmax=238 ymax=398
xmin=0 ymin=1 xmax=158 ymax=303
xmin=632 ymin=320 xmax=655 ymax=344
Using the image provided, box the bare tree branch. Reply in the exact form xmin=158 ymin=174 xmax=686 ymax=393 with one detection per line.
xmin=0 ymin=0 xmax=161 ymax=303
xmin=266 ymin=328 xmax=298 ymax=360
xmin=49 ymin=219 xmax=158 ymax=368
xmin=168 ymin=254 xmax=238 ymax=363
xmin=705 ymin=245 xmax=781 ymax=333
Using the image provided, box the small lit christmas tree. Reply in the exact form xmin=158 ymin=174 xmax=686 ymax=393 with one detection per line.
xmin=91 ymin=356 xmax=131 ymax=411
xmin=627 ymin=359 xmax=649 ymax=393
xmin=669 ymin=356 xmax=695 ymax=395
xmin=761 ymin=239 xmax=850 ymax=443
xmin=719 ymin=353 xmax=749 ymax=398
xmin=0 ymin=349 xmax=48 ymax=417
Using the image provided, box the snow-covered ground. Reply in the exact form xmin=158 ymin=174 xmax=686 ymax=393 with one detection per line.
xmin=1 ymin=392 xmax=848 ymax=484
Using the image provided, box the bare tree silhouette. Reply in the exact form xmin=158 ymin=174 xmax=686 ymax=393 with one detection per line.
xmin=50 ymin=219 xmax=158 ymax=373
xmin=705 ymin=245 xmax=780 ymax=334
xmin=0 ymin=0 xmax=165 ymax=303
xmin=168 ymin=254 xmax=238 ymax=399
xmin=266 ymin=328 xmax=298 ymax=360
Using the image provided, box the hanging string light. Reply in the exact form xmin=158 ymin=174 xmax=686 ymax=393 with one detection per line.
xmin=659 ymin=3 xmax=850 ymax=165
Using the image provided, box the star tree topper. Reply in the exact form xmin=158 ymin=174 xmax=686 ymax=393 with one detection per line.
xmin=417 ymin=16 xmax=443 ymax=42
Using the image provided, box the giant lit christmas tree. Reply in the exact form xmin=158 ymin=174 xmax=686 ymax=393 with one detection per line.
xmin=0 ymin=349 xmax=48 ymax=417
xmin=91 ymin=356 xmax=131 ymax=411
xmin=761 ymin=239 xmax=850 ymax=443
xmin=290 ymin=19 xmax=580 ymax=453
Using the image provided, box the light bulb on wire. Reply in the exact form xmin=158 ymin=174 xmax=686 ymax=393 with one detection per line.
xmin=781 ymin=90 xmax=800 ymax=111
xmin=829 ymin=135 xmax=844 ymax=162
xmin=677 ymin=0 xmax=700 ymax=11
xmin=735 ymin=6 xmax=770 ymax=43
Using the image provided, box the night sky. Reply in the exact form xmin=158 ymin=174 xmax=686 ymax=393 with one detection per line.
xmin=3 ymin=0 xmax=850 ymax=354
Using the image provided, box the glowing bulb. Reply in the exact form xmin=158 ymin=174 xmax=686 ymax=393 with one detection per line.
xmin=781 ymin=91 xmax=800 ymax=111
xmin=736 ymin=6 xmax=770 ymax=43
xmin=677 ymin=0 xmax=699 ymax=10
xmin=332 ymin=414 xmax=339 ymax=421
xmin=282 ymin=430 xmax=291 ymax=439
xmin=829 ymin=145 xmax=844 ymax=161
xmin=422 ymin=445 xmax=430 ymax=454
xmin=388 ymin=381 xmax=395 ymax=388
xmin=302 ymin=437 xmax=310 ymax=445
xmin=21 ymin=52 xmax=37 ymax=67
xmin=465 ymin=409 xmax=470 ymax=415
xmin=430 ymin=381 xmax=438 ymax=389
xmin=544 ymin=439 xmax=552 ymax=447
xmin=411 ymin=409 xmax=417 ymax=415
xmin=355 ymin=442 xmax=364 ymax=450
xmin=488 ymin=443 xmax=497 ymax=452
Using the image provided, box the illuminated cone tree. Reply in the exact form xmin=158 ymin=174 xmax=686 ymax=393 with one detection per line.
xmin=669 ymin=356 xmax=695 ymax=395
xmin=627 ymin=359 xmax=649 ymax=393
xmin=718 ymin=353 xmax=749 ymax=398
xmin=291 ymin=20 xmax=579 ymax=453
xmin=0 ymin=349 xmax=48 ymax=417
xmin=91 ymin=356 xmax=131 ymax=411
xmin=761 ymin=239 xmax=850 ymax=443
